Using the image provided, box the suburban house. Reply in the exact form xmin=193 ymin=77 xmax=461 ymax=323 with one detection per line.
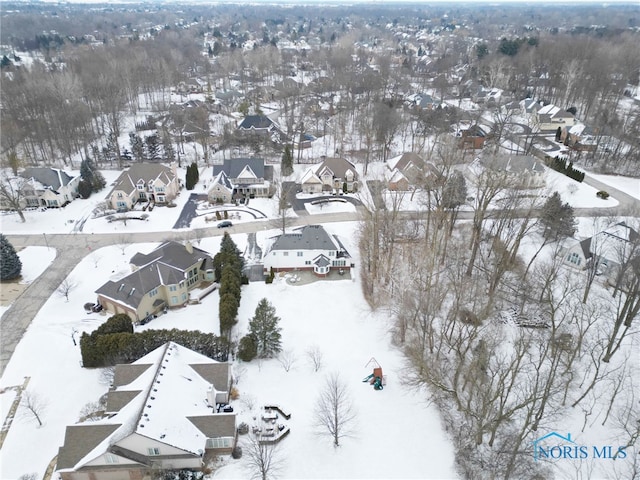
xmin=106 ymin=163 xmax=179 ymax=211
xmin=262 ymin=225 xmax=352 ymax=276
xmin=210 ymin=157 xmax=271 ymax=199
xmin=299 ymin=168 xmax=324 ymax=194
xmin=562 ymin=222 xmax=639 ymax=284
xmin=207 ymin=171 xmax=234 ymax=203
xmin=406 ymin=93 xmax=440 ymax=110
xmin=468 ymin=155 xmax=546 ymax=189
xmin=313 ymin=157 xmax=358 ymax=193
xmin=19 ymin=167 xmax=80 ymax=208
xmin=237 ymin=114 xmax=283 ymax=141
xmin=385 ymin=152 xmax=436 ymax=191
xmin=534 ymin=104 xmax=576 ymax=132
xmin=560 ymin=123 xmax=599 ymax=152
xmin=56 ymin=342 xmax=236 ymax=480
xmin=457 ymin=124 xmax=489 ymax=150
xmin=95 ymin=241 xmax=215 ymax=323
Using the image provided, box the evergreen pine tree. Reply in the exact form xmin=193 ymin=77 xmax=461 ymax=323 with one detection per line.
xmin=249 ymin=298 xmax=282 ymax=358
xmin=162 ymin=131 xmax=175 ymax=163
xmin=442 ymin=171 xmax=467 ymax=209
xmin=185 ymin=163 xmax=195 ymax=190
xmin=540 ymin=191 xmax=576 ymax=240
xmin=78 ymin=179 xmax=92 ymax=199
xmin=129 ymin=133 xmax=146 ymax=163
xmin=281 ymin=145 xmax=294 ymax=177
xmin=0 ymin=234 xmax=22 ymax=280
xmin=145 ymin=135 xmax=160 ymax=161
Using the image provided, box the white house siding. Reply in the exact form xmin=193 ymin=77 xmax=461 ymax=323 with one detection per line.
xmin=116 ymin=434 xmax=200 ymax=461
xmin=263 ymin=248 xmax=351 ymax=273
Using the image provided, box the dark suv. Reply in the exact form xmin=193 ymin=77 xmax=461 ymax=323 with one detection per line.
xmin=217 ymin=220 xmax=233 ymax=228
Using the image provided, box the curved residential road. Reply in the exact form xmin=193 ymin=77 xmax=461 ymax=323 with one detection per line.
xmin=2 ymin=179 xmax=638 ymax=376
xmin=0 ymin=210 xmax=364 ymax=376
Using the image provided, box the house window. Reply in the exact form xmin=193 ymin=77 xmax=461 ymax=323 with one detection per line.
xmin=117 ymin=193 xmax=123 ymax=198
xmin=567 ymin=252 xmax=581 ymax=266
xmin=171 ymin=296 xmax=178 ymax=304
xmin=157 ymin=195 xmax=165 ymax=203
xmin=305 ymin=261 xmax=311 ymax=265
xmin=147 ymin=447 xmax=161 ymax=456
xmin=105 ymin=453 xmax=119 ymax=464
xmin=206 ymin=437 xmax=233 ymax=449
xmin=283 ymin=252 xmax=289 ymax=257
xmin=117 ymin=201 xmax=127 ymax=208
xmin=329 ymin=251 xmax=334 ymax=256
xmin=148 ymin=288 xmax=158 ymax=298
xmin=297 ymin=252 xmax=303 ymax=257
xmin=169 ymin=285 xmax=177 ymax=292
xmin=156 ymin=186 xmax=165 ymax=192
xmin=181 ymin=293 xmax=187 ymax=301
xmin=137 ymin=185 xmax=144 ymax=190
xmin=272 ymin=252 xmax=276 ymax=256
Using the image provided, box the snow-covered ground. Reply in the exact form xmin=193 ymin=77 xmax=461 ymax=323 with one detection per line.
xmin=0 ymin=223 xmax=457 ymax=480
xmin=0 ymin=247 xmax=57 ymax=318
xmin=0 ymin=116 xmax=637 ymax=479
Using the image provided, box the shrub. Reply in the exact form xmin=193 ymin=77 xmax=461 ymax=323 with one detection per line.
xmin=596 ymin=190 xmax=610 ymax=199
xmin=237 ymin=335 xmax=257 ymax=362
xmin=231 ymin=445 xmax=243 ymax=459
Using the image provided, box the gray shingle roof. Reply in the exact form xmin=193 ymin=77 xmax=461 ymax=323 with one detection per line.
xmin=57 ymin=424 xmax=121 ymax=470
xmin=212 ymin=158 xmax=265 ymax=180
xmin=315 ymin=157 xmax=357 ymax=181
xmin=109 ymin=163 xmax=175 ymax=196
xmin=97 ymin=242 xmax=213 ymax=310
xmin=313 ymin=254 xmax=331 ymax=267
xmin=130 ymin=241 xmax=212 ymax=271
xmin=188 ymin=413 xmax=236 ymax=438
xmin=20 ymin=167 xmax=75 ymax=191
xmin=270 ymin=225 xmax=339 ymax=251
xmin=238 ymin=115 xmax=274 ymax=130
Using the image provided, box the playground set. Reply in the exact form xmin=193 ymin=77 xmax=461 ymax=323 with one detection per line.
xmin=362 ymin=357 xmax=385 ymax=390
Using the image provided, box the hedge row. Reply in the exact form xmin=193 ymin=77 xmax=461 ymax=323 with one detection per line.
xmin=80 ymin=315 xmax=229 ymax=367
xmin=545 ymin=155 xmax=585 ymax=182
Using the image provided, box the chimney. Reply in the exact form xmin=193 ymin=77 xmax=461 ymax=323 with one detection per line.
xmin=185 ymin=242 xmax=193 ymax=254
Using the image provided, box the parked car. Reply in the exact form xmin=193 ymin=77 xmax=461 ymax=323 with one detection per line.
xmin=217 ymin=220 xmax=233 ymax=228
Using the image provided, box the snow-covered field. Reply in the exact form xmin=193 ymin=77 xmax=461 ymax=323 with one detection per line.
xmin=0 ymin=223 xmax=457 ymax=480
xmin=0 ymin=122 xmax=637 ymax=479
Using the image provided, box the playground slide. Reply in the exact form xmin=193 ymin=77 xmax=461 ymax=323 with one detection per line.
xmin=362 ymin=373 xmax=374 ymax=382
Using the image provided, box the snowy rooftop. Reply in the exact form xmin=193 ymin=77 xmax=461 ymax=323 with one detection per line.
xmin=59 ymin=342 xmax=232 ymax=470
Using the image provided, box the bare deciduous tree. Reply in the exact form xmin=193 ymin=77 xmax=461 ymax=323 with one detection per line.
xmin=20 ymin=389 xmax=47 ymax=427
xmin=0 ymin=174 xmax=27 ymax=223
xmin=57 ymin=277 xmax=77 ymax=302
xmin=244 ymin=432 xmax=284 ymax=480
xmin=277 ymin=349 xmax=297 ymax=372
xmin=314 ymin=372 xmax=356 ymax=447
xmin=305 ymin=344 xmax=324 ymax=372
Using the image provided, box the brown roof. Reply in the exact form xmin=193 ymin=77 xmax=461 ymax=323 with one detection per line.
xmin=57 ymin=424 xmax=120 ymax=470
xmin=189 ymin=363 xmax=231 ymax=393
xmin=188 ymin=413 xmax=236 ymax=438
xmin=105 ymin=390 xmax=142 ymax=413
xmin=113 ymin=364 xmax=151 ymax=388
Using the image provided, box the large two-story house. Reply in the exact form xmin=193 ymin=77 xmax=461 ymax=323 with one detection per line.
xmin=56 ymin=342 xmax=236 ymax=480
xmin=95 ymin=242 xmax=215 ymax=322
xmin=311 ymin=157 xmax=358 ymax=193
xmin=210 ymin=158 xmax=271 ymax=199
xmin=106 ymin=163 xmax=179 ymax=211
xmin=20 ymin=167 xmax=80 ymax=208
xmin=562 ymin=222 xmax=639 ymax=284
xmin=534 ymin=104 xmax=576 ymax=132
xmin=262 ymin=225 xmax=352 ymax=277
